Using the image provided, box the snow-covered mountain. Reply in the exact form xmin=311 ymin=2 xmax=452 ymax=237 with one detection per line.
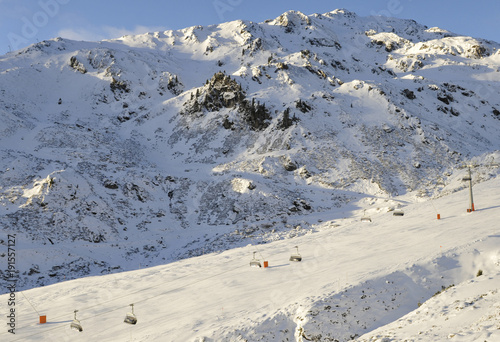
xmin=1 ymin=175 xmax=500 ymax=341
xmin=1 ymin=8 xmax=500 ymax=296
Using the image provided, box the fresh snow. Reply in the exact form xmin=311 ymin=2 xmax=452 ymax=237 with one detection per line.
xmin=1 ymin=8 xmax=500 ymax=341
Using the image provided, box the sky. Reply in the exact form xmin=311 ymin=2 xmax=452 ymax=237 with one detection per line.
xmin=0 ymin=0 xmax=499 ymax=56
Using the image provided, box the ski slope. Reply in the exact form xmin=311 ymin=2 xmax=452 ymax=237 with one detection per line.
xmin=1 ymin=176 xmax=499 ymax=341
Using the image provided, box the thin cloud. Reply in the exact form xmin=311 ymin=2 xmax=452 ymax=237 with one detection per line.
xmin=103 ymin=25 xmax=169 ymax=38
xmin=57 ymin=27 xmax=105 ymax=42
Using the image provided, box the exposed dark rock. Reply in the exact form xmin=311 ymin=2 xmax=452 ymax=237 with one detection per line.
xmin=437 ymin=92 xmax=453 ymax=105
xmin=104 ymin=180 xmax=119 ymax=189
xmin=296 ymin=99 xmax=312 ymax=113
xmin=69 ymin=56 xmax=87 ymax=74
xmin=110 ymin=78 xmax=130 ymax=94
xmin=182 ymin=72 xmax=271 ymax=130
xmin=467 ymin=44 xmax=487 ymax=59
xmin=275 ymin=62 xmax=288 ymax=70
xmin=283 ymin=157 xmax=298 ymax=171
xmin=450 ymin=108 xmax=460 ymax=116
xmin=278 ymin=108 xmax=299 ymax=130
xmin=183 ymin=72 xmax=245 ymax=114
xmin=402 ymin=89 xmax=416 ymax=100
xmin=222 ymin=117 xmax=234 ymax=130
xmin=160 ymin=73 xmax=183 ymax=95
xmin=240 ymin=98 xmax=271 ymax=131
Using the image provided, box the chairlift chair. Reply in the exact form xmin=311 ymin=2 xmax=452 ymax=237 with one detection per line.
xmin=289 ymin=246 xmax=302 ymax=262
xmin=70 ymin=310 xmax=83 ymax=332
xmin=393 ymin=209 xmax=404 ymax=216
xmin=462 ymin=165 xmax=473 ymax=181
xmin=250 ymin=251 xmax=262 ymax=268
xmin=361 ymin=210 xmax=372 ymax=223
xmin=124 ymin=304 xmax=137 ymax=325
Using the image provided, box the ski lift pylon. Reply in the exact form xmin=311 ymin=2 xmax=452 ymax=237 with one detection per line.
xmin=70 ymin=310 xmax=83 ymax=332
xmin=250 ymin=251 xmax=262 ymax=268
xmin=124 ymin=304 xmax=137 ymax=325
xmin=289 ymin=246 xmax=302 ymax=262
xmin=361 ymin=210 xmax=372 ymax=222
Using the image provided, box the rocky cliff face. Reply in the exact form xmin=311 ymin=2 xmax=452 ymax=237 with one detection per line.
xmin=1 ymin=9 xmax=500 ymax=290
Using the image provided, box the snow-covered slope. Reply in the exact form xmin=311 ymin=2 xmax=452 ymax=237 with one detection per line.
xmin=1 ymin=176 xmax=499 ymax=341
xmin=1 ymin=9 xmax=500 ymax=292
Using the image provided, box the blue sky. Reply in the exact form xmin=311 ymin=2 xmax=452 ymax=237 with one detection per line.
xmin=1 ymin=0 xmax=499 ymax=55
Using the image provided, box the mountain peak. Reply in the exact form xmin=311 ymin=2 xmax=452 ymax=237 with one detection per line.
xmin=329 ymin=8 xmax=358 ymax=17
